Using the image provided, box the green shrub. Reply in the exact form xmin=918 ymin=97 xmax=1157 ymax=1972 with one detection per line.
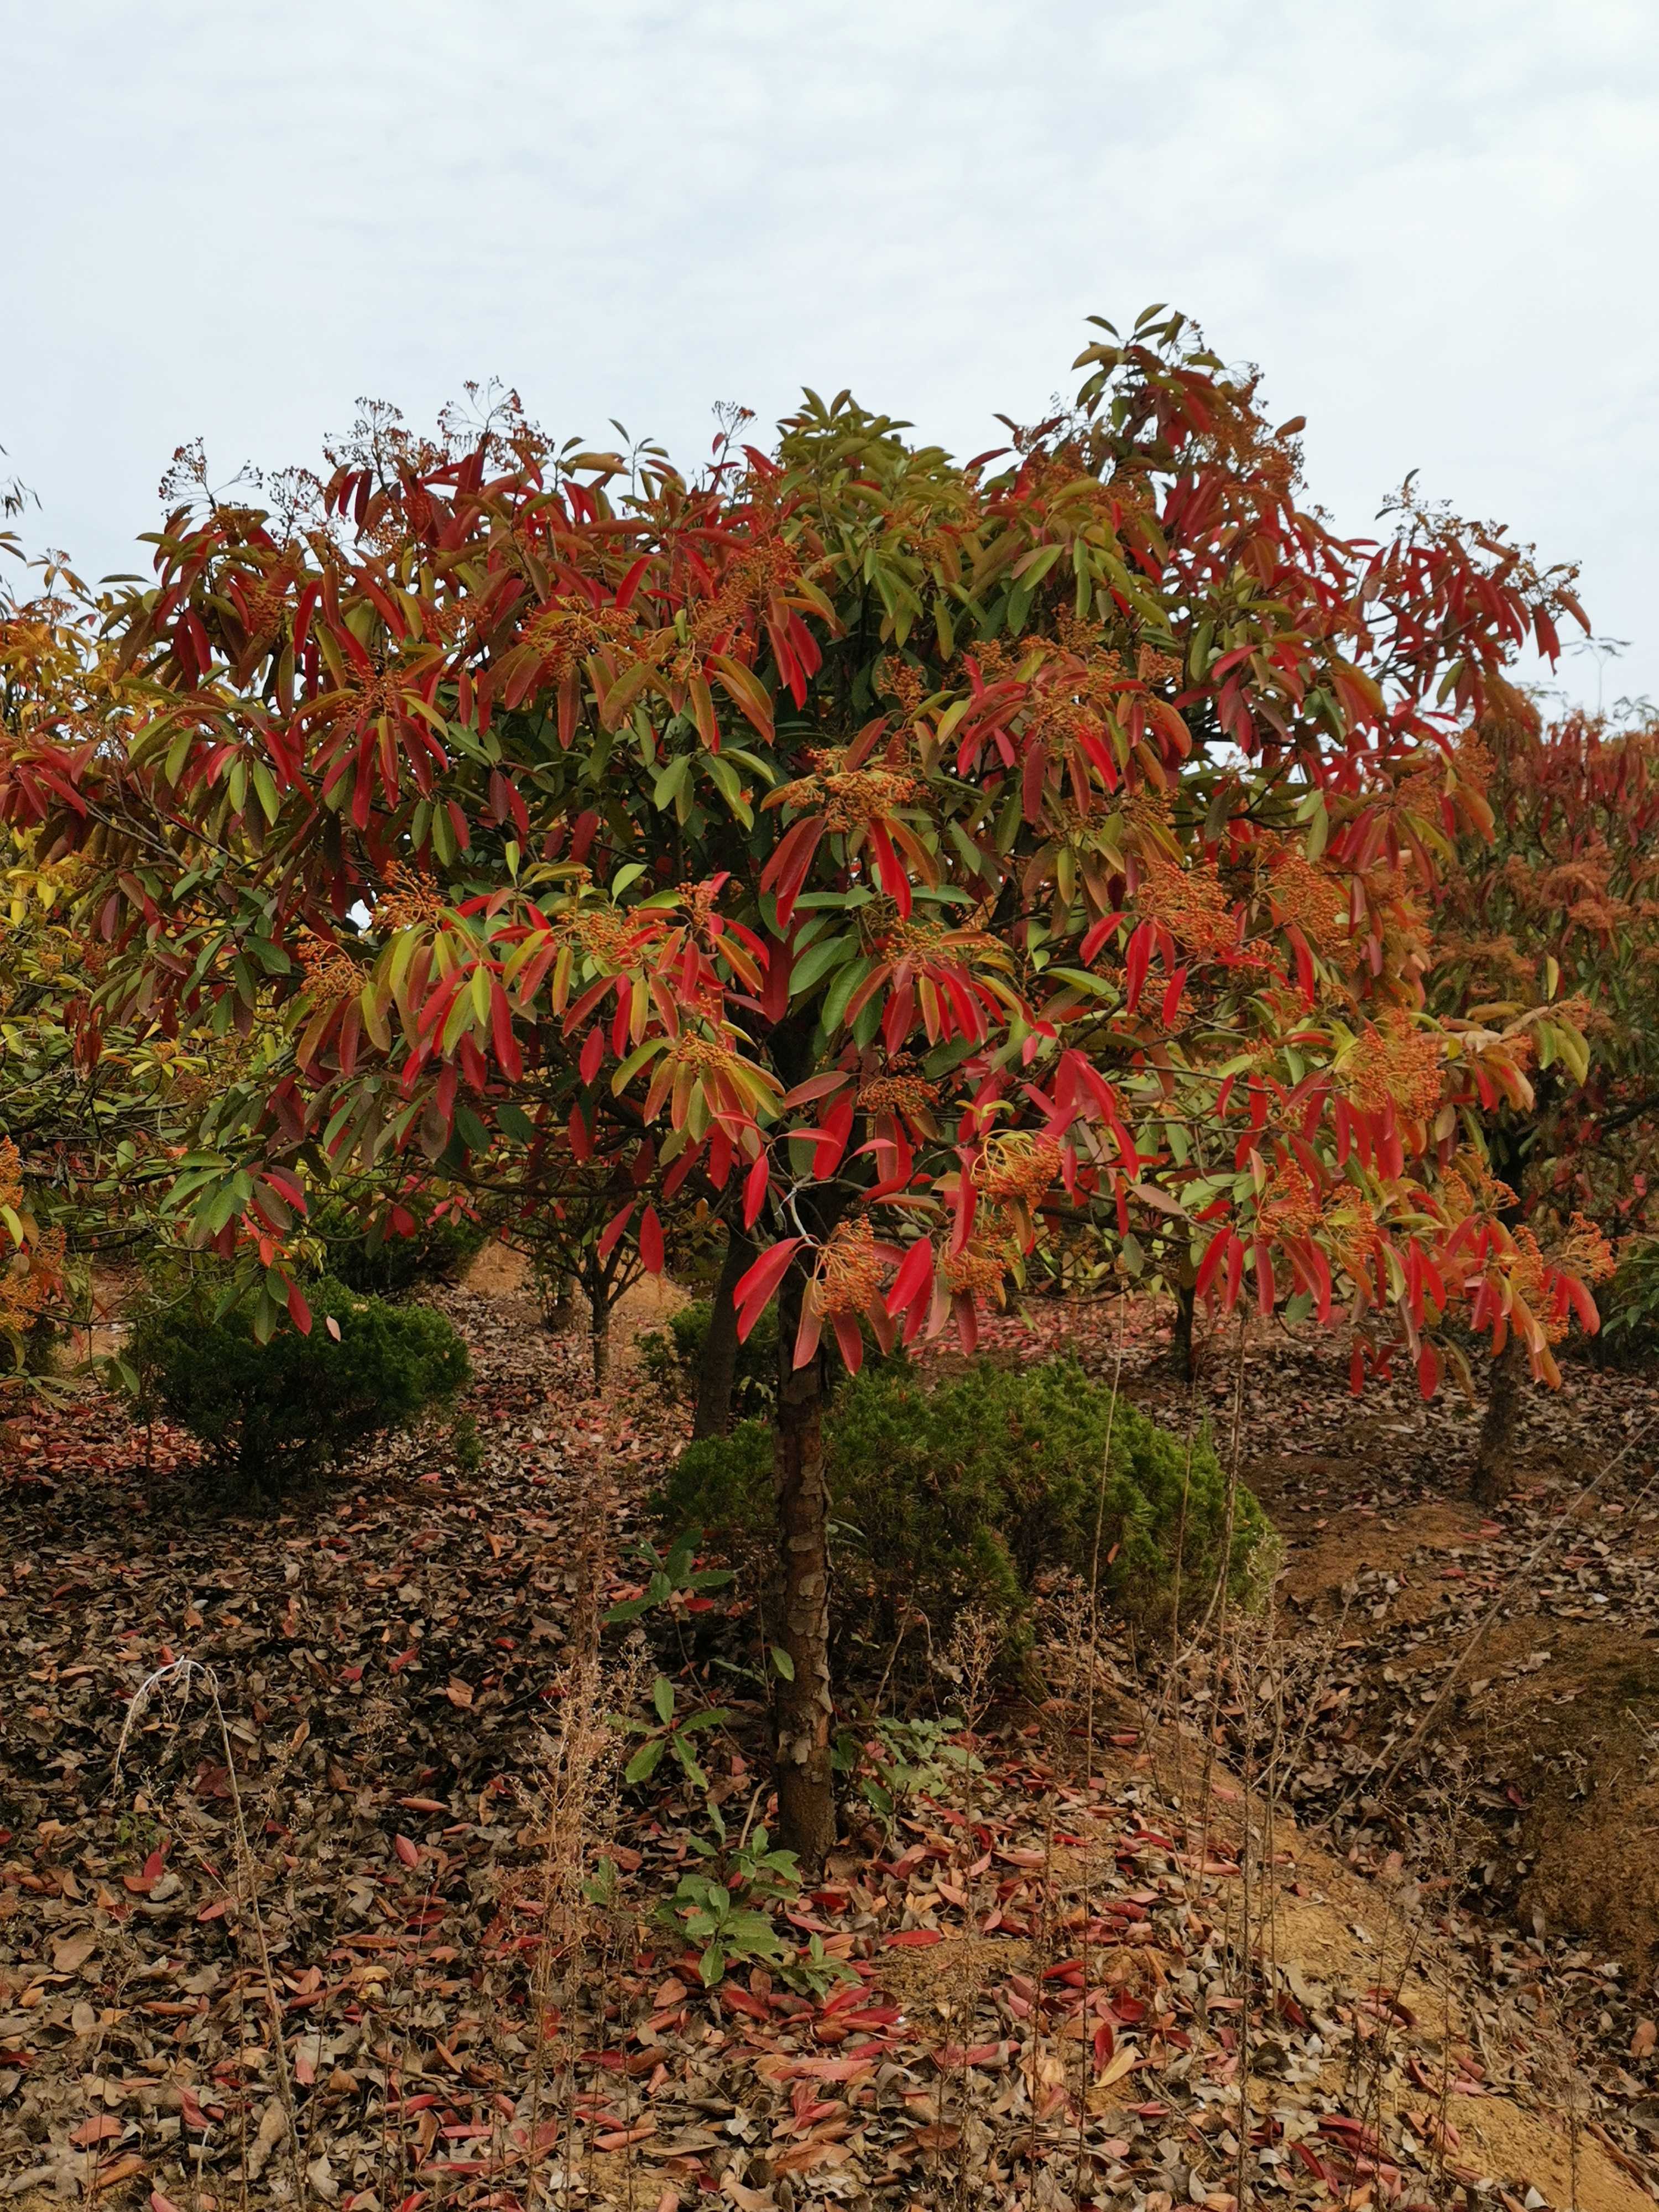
xmin=638 ymin=1298 xmax=779 ymax=1421
xmin=1597 ymin=1237 xmax=1659 ymax=1368
xmin=128 ymin=1271 xmax=471 ymax=1499
xmin=310 ymin=1196 xmax=486 ymax=1297
xmin=660 ymin=1359 xmax=1275 ymax=1661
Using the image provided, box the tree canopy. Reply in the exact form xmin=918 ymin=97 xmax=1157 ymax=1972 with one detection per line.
xmin=0 ymin=310 xmax=1608 ymax=1850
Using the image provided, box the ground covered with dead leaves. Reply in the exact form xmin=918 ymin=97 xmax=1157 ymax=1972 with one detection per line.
xmin=7 ymin=1271 xmax=1659 ymax=2212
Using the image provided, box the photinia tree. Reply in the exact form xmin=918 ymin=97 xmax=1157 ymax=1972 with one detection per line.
xmin=0 ymin=548 xmax=213 ymax=1397
xmin=1428 ymin=697 xmax=1655 ymax=1495
xmin=0 ymin=317 xmax=1603 ymax=1858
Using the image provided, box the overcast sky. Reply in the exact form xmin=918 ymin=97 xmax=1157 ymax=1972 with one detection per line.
xmin=6 ymin=0 xmax=1655 ymax=709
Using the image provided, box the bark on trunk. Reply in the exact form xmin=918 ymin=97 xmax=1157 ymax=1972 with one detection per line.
xmin=692 ymin=1228 xmax=754 ymax=1441
xmin=1474 ymin=1331 xmax=1525 ymax=1505
xmin=771 ymin=1272 xmax=837 ymax=1870
xmin=1171 ymin=1279 xmax=1197 ymax=1383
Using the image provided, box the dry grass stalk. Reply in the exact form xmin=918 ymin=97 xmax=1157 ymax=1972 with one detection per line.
xmin=113 ymin=1657 xmax=310 ymax=2209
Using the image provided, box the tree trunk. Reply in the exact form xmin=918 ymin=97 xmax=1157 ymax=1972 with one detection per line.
xmin=693 ymin=1228 xmax=754 ymax=1441
xmin=771 ymin=1270 xmax=837 ymax=1870
xmin=542 ymin=1270 xmax=577 ymax=1334
xmin=1474 ymin=1332 xmax=1525 ymax=1505
xmin=1171 ymin=1279 xmax=1197 ymax=1383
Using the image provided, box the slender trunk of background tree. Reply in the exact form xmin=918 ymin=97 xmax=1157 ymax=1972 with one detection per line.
xmin=1474 ymin=1333 xmax=1525 ymax=1504
xmin=1473 ymin=1118 xmax=1531 ymax=1504
xmin=541 ymin=1269 xmax=577 ymax=1334
xmin=1171 ymin=1277 xmax=1197 ymax=1383
xmin=771 ymin=1266 xmax=837 ymax=1869
xmin=588 ymin=1287 xmax=611 ymax=1392
xmin=693 ymin=1227 xmax=754 ymax=1440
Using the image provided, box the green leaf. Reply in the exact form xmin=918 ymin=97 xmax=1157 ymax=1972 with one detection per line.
xmin=671 ymin=1740 xmax=709 ymax=1790
xmin=250 ymin=758 xmax=281 ymax=826
xmin=770 ymin=1644 xmax=796 ymax=1682
xmin=651 ymin=1673 xmax=676 ymax=1725
xmin=790 ymin=933 xmax=854 ymax=995
xmin=624 ymin=1738 xmax=665 ymax=1785
xmin=821 ymin=956 xmax=872 ymax=1033
xmin=652 ymin=754 xmax=691 ymax=810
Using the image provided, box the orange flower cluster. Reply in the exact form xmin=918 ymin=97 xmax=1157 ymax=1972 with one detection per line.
xmin=876 ymin=658 xmax=927 ymax=716
xmin=236 ymin=561 xmax=302 ymax=649
xmin=320 ymin=660 xmax=421 ymax=731
xmin=556 ymin=905 xmax=639 ymax=968
xmin=376 ymin=862 xmax=447 ymax=932
xmin=1560 ymin=1211 xmax=1616 ymax=1284
xmin=0 ymin=1229 xmax=63 ymax=1339
xmin=523 ymin=598 xmax=640 ymax=684
xmin=1137 ymin=855 xmax=1238 ymax=958
xmin=296 ymin=932 xmax=363 ymax=1005
xmin=0 ymin=1141 xmax=62 ymax=1342
xmin=774 ymin=754 xmax=922 ymax=832
xmin=1508 ymin=1215 xmax=1614 ymax=1342
xmin=857 ymin=1072 xmax=940 ymax=1117
xmin=686 ymin=537 xmax=801 ymax=656
xmin=1342 ymin=1011 xmax=1443 ymax=1121
xmin=1136 ymin=644 xmax=1181 ymax=687
xmin=1322 ymin=1193 xmax=1386 ymax=1289
xmin=666 ymin=1031 xmax=744 ymax=1076
xmin=871 ymin=912 xmax=999 ymax=966
xmin=1257 ymin=1159 xmax=1323 ymax=1240
xmin=973 ymin=1131 xmax=1062 ymax=1208
xmin=941 ymin=1241 xmax=1009 ymax=1300
xmin=1053 ymin=616 xmax=1124 ymax=677
xmin=815 ymin=1217 xmax=886 ymax=1321
xmin=1265 ymin=846 xmax=1350 ymax=958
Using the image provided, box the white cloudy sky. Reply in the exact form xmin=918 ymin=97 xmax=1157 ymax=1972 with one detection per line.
xmin=5 ymin=0 xmax=1655 ymax=707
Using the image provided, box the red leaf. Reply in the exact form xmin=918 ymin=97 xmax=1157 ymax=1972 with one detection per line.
xmin=394 ymin=1834 xmax=421 ymax=1869
xmin=1194 ymin=1225 xmax=1229 ymax=1301
xmin=639 ymin=1206 xmax=665 ymax=1276
xmin=286 ymin=1281 xmax=312 ymax=1335
xmin=490 ymin=980 xmax=523 ymax=1082
xmin=743 ymin=1151 xmax=770 ymax=1229
xmin=792 ymin=1297 xmax=824 ymax=1370
xmin=733 ymin=1238 xmax=802 ymax=1340
xmin=597 ymin=1201 xmax=635 ymax=1265
xmin=885 ymin=1237 xmax=935 ymax=1320
xmin=1417 ymin=1340 xmax=1441 ymax=1400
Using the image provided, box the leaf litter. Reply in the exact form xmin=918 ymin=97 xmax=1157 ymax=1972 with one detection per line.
xmin=3 ymin=1271 xmax=1659 ymax=2208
